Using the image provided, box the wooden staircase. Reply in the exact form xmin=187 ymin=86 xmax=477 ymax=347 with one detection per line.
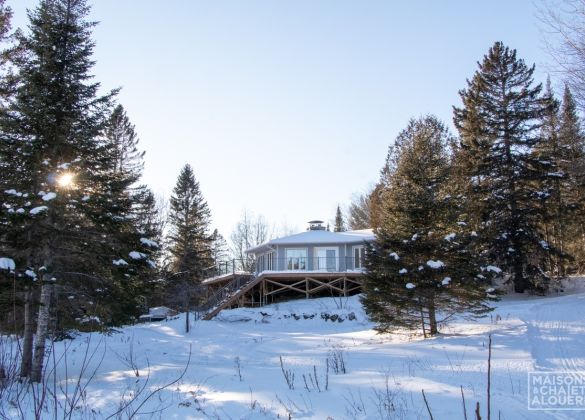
xmin=197 ymin=273 xmax=260 ymax=320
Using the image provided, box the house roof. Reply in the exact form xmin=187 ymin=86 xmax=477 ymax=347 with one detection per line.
xmin=246 ymin=229 xmax=375 ymax=254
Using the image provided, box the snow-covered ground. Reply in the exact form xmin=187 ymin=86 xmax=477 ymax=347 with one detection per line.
xmin=2 ymin=280 xmax=585 ymax=419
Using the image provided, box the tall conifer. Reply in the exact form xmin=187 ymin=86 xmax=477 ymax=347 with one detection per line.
xmin=453 ymin=42 xmax=554 ymax=293
xmin=0 ymin=0 xmax=121 ymax=381
xmin=167 ymin=164 xmax=212 ymax=276
xmin=334 ymin=205 xmax=345 ymax=232
xmin=558 ymin=86 xmax=585 ymax=270
xmin=362 ymin=116 xmax=495 ymax=336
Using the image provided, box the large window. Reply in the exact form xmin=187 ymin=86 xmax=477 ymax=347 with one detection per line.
xmin=353 ymin=246 xmax=365 ymax=269
xmin=267 ymin=252 xmax=274 ymax=271
xmin=314 ymin=247 xmax=338 ymax=271
xmin=285 ymin=248 xmax=307 ymax=270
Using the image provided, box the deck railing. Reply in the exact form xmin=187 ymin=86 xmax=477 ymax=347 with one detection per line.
xmin=210 ymin=257 xmax=364 ymax=276
xmin=256 ymin=256 xmax=364 ymax=274
xmin=212 ymin=258 xmax=256 ymax=277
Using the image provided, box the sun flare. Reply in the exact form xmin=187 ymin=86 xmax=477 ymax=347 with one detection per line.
xmin=57 ymin=172 xmax=74 ymax=188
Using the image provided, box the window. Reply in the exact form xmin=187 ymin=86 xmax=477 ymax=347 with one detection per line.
xmin=267 ymin=252 xmax=274 ymax=271
xmin=285 ymin=248 xmax=307 ymax=270
xmin=257 ymin=255 xmax=264 ymax=272
xmin=353 ymin=246 xmax=365 ymax=269
xmin=314 ymin=247 xmax=338 ymax=271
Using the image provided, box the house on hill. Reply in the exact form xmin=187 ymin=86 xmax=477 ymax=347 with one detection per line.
xmin=199 ymin=221 xmax=375 ymax=320
xmin=248 ymin=220 xmax=374 ymax=273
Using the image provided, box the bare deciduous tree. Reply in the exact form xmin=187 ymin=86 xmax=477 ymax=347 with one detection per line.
xmin=346 ymin=189 xmax=374 ymax=230
xmin=230 ymin=210 xmax=275 ymax=271
xmin=539 ymin=0 xmax=585 ymax=111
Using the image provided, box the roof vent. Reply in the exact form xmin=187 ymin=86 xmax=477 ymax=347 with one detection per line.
xmin=307 ymin=220 xmax=326 ymax=231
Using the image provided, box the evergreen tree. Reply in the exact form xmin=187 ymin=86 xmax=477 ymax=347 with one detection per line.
xmin=98 ymin=104 xmax=159 ymax=322
xmin=453 ymin=42 xmax=554 ymax=293
xmin=105 ymin=104 xmax=145 ymax=179
xmin=210 ymin=229 xmax=229 ymax=267
xmin=167 ymin=164 xmax=212 ymax=276
xmin=558 ymin=85 xmax=585 ymax=271
xmin=334 ymin=204 xmax=345 ymax=232
xmin=0 ymin=0 xmax=132 ymax=381
xmin=362 ymin=116 xmax=495 ymax=336
xmin=166 ymin=164 xmax=212 ymax=332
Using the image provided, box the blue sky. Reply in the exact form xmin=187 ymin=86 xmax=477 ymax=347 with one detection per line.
xmin=9 ymin=1 xmax=552 ymax=238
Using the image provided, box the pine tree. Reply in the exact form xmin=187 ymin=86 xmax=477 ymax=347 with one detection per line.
xmin=0 ymin=0 xmax=121 ymax=382
xmin=453 ymin=42 xmax=554 ymax=293
xmin=531 ymin=80 xmax=563 ymax=278
xmin=210 ymin=229 xmax=229 ymax=267
xmin=97 ymin=104 xmax=160 ymax=323
xmin=558 ymin=85 xmax=585 ymax=271
xmin=166 ymin=164 xmax=212 ymax=332
xmin=167 ymin=164 xmax=212 ymax=276
xmin=362 ymin=116 xmax=495 ymax=336
xmin=334 ymin=205 xmax=345 ymax=232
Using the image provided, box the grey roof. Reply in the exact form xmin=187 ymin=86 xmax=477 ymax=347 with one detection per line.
xmin=246 ymin=229 xmax=374 ymax=254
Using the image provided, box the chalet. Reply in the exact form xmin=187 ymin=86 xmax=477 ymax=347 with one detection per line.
xmin=199 ymin=221 xmax=374 ymax=320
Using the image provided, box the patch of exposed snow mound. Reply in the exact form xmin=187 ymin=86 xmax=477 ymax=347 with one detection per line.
xmin=406 ymin=282 xmax=416 ymax=289
xmin=140 ymin=238 xmax=159 ymax=248
xmin=399 ymin=268 xmax=408 ymax=274
xmin=389 ymin=252 xmax=400 ymax=260
xmin=442 ymin=277 xmax=451 ymax=286
xmin=30 ymin=206 xmax=48 ymax=215
xmin=42 ymin=192 xmax=56 ymax=201
xmin=444 ymin=233 xmax=456 ymax=241
xmin=129 ymin=251 xmax=147 ymax=260
xmin=0 ymin=258 xmax=15 ymax=270
xmin=485 ymin=265 xmax=502 ymax=274
xmin=426 ymin=260 xmax=445 ymax=269
xmin=113 ymin=259 xmax=128 ymax=266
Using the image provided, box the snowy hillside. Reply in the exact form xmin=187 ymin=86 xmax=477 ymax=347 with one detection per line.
xmin=3 ymin=281 xmax=585 ymax=419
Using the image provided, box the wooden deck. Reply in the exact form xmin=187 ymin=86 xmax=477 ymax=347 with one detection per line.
xmin=199 ymin=270 xmax=365 ymax=320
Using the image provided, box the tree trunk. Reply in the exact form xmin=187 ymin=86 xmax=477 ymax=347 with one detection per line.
xmin=419 ymin=305 xmax=427 ymax=338
xmin=185 ymin=292 xmax=190 ymax=333
xmin=512 ymin=259 xmax=526 ymax=293
xmin=428 ymin=302 xmax=438 ymax=336
xmin=30 ymin=281 xmax=54 ymax=383
xmin=20 ymin=287 xmax=34 ymax=379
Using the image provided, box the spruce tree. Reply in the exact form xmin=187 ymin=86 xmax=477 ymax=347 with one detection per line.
xmin=334 ymin=204 xmax=345 ymax=232
xmin=166 ymin=164 xmax=212 ymax=332
xmin=362 ymin=116 xmax=495 ymax=336
xmin=167 ymin=164 xmax=212 ymax=276
xmin=0 ymin=0 xmax=124 ymax=381
xmin=453 ymin=42 xmax=554 ymax=293
xmin=210 ymin=229 xmax=229 ymax=267
xmin=97 ymin=104 xmax=160 ymax=322
xmin=558 ymin=85 xmax=585 ymax=271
